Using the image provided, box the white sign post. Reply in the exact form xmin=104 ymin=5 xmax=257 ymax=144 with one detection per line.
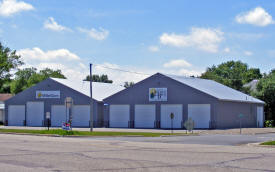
xmin=46 ymin=112 xmax=50 ymax=131
xmin=63 ymin=97 xmax=73 ymax=131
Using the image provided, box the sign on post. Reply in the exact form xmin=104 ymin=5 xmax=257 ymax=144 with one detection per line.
xmin=64 ymin=97 xmax=73 ymax=130
xmin=46 ymin=112 xmax=50 ymax=131
xmin=170 ymin=113 xmax=174 ymax=134
xmin=239 ymin=113 xmax=244 ymax=134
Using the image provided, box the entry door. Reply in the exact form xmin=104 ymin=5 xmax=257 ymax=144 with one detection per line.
xmin=188 ymin=104 xmax=210 ymax=129
xmin=161 ymin=104 xmax=182 ymax=128
xmin=109 ymin=105 xmax=130 ymax=128
xmin=72 ymin=105 xmax=90 ymax=127
xmin=257 ymin=106 xmax=264 ymax=128
xmin=51 ymin=105 xmax=66 ymax=127
xmin=135 ymin=105 xmax=155 ymax=128
xmin=8 ymin=105 xmax=25 ymax=126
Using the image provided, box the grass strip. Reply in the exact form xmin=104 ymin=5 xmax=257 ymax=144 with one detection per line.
xmin=0 ymin=129 xmax=186 ymax=137
xmin=260 ymin=141 xmax=275 ymax=145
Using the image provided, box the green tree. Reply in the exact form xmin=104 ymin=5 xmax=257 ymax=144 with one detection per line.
xmin=0 ymin=43 xmax=23 ymax=93
xmin=253 ymin=69 xmax=275 ymax=122
xmin=200 ymin=61 xmax=262 ymax=91
xmin=84 ymin=74 xmax=113 ymax=83
xmin=10 ymin=68 xmax=66 ymax=94
xmin=124 ymin=81 xmax=135 ymax=88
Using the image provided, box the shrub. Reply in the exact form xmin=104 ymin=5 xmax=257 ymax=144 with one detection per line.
xmin=265 ymin=120 xmax=274 ymax=128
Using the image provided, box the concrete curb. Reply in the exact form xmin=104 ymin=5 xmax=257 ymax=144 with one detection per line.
xmin=0 ymin=132 xmax=195 ymax=138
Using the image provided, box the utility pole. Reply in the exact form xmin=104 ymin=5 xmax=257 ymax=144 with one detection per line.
xmin=90 ymin=63 xmax=93 ymax=132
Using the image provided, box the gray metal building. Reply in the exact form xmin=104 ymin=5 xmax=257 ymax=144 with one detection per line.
xmin=5 ymin=78 xmax=124 ymax=127
xmin=103 ymin=73 xmax=265 ymax=129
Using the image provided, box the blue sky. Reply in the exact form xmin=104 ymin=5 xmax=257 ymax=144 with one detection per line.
xmin=0 ymin=0 xmax=274 ymax=84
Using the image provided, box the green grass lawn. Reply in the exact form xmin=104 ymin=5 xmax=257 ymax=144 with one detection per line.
xmin=260 ymin=141 xmax=275 ymax=146
xmin=0 ymin=129 xmax=187 ymax=137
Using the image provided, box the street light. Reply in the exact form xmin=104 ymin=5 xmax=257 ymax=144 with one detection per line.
xmin=90 ymin=63 xmax=93 ymax=132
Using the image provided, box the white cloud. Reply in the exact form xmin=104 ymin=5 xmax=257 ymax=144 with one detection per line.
xmin=93 ymin=63 xmax=151 ymax=85
xmin=178 ymin=68 xmax=202 ymax=76
xmin=44 ymin=17 xmax=71 ymax=32
xmin=162 ymin=59 xmax=202 ymax=77
xmin=160 ymin=27 xmax=224 ymax=53
xmin=0 ymin=0 xmax=34 ymax=17
xmin=93 ymin=62 xmax=203 ymax=84
xmin=163 ymin=59 xmax=191 ymax=68
xmin=224 ymin=47 xmax=230 ymax=53
xmin=148 ymin=45 xmax=159 ymax=52
xmin=17 ymin=47 xmax=203 ymax=84
xmin=17 ymin=47 xmax=80 ymax=62
xmin=78 ymin=27 xmax=109 ymax=40
xmin=244 ymin=51 xmax=253 ymax=56
xmin=17 ymin=47 xmax=88 ymax=81
xmin=236 ymin=7 xmax=274 ymax=27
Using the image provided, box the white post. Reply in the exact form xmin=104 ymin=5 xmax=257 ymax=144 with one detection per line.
xmin=90 ymin=63 xmax=93 ymax=132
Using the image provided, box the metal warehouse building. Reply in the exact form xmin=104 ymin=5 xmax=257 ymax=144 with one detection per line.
xmin=5 ymin=78 xmax=124 ymax=127
xmin=103 ymin=73 xmax=265 ymax=129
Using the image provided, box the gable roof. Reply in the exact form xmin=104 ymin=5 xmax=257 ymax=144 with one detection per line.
xmin=164 ymin=73 xmax=264 ymax=104
xmin=51 ymin=78 xmax=124 ymax=101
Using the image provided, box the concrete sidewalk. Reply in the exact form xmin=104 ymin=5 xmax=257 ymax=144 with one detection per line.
xmin=1 ymin=126 xmax=275 ymax=135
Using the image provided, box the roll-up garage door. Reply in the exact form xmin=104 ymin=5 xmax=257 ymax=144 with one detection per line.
xmin=188 ymin=104 xmax=210 ymax=129
xmin=8 ymin=105 xmax=25 ymax=126
xmin=26 ymin=102 xmax=44 ymax=126
xmin=135 ymin=105 xmax=155 ymax=128
xmin=161 ymin=104 xmax=182 ymax=128
xmin=72 ymin=105 xmax=90 ymax=127
xmin=51 ymin=105 xmax=66 ymax=127
xmin=109 ymin=105 xmax=129 ymax=128
xmin=257 ymin=106 xmax=264 ymax=128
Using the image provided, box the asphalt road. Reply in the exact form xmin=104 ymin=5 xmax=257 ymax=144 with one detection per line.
xmin=0 ymin=133 xmax=275 ymax=171
xmin=85 ymin=133 xmax=275 ymax=146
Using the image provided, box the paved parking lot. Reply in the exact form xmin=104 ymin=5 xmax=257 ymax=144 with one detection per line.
xmin=0 ymin=133 xmax=275 ymax=171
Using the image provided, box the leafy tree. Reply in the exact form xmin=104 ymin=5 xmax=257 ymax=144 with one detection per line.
xmin=253 ymin=69 xmax=275 ymax=122
xmin=10 ymin=68 xmax=66 ymax=94
xmin=84 ymin=74 xmax=113 ymax=83
xmin=200 ymin=61 xmax=262 ymax=91
xmin=124 ymin=81 xmax=135 ymax=88
xmin=0 ymin=42 xmax=23 ymax=93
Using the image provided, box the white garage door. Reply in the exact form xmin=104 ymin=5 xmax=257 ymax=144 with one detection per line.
xmin=135 ymin=105 xmax=155 ymax=128
xmin=161 ymin=104 xmax=182 ymax=128
xmin=109 ymin=105 xmax=129 ymax=128
xmin=257 ymin=106 xmax=264 ymax=128
xmin=51 ymin=105 xmax=67 ymax=127
xmin=188 ymin=104 xmax=210 ymax=129
xmin=8 ymin=105 xmax=25 ymax=126
xmin=26 ymin=102 xmax=44 ymax=126
xmin=72 ymin=105 xmax=90 ymax=127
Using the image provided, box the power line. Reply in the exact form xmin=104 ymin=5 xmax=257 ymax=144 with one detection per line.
xmin=92 ymin=63 xmax=261 ymax=81
xmin=93 ymin=64 xmax=152 ymax=76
